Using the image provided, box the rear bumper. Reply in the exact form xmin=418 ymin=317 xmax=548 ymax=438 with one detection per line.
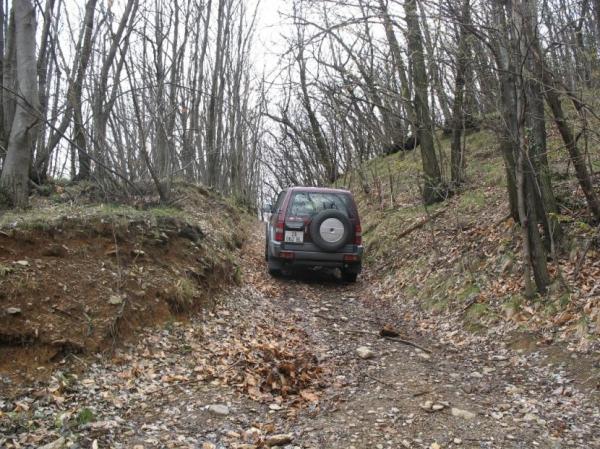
xmin=269 ymin=241 xmax=363 ymax=272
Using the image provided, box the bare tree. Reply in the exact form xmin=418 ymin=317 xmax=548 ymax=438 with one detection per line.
xmin=0 ymin=0 xmax=40 ymax=207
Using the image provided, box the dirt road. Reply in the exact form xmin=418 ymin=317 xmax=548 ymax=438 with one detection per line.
xmin=2 ymin=228 xmax=599 ymax=448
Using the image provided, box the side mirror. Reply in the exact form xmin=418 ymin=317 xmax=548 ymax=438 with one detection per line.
xmin=262 ymin=203 xmax=273 ymax=213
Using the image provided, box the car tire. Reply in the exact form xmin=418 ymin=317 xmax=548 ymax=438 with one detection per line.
xmin=264 ymin=229 xmax=269 ymax=262
xmin=266 ymin=244 xmax=282 ymax=277
xmin=268 ymin=258 xmax=282 ymax=277
xmin=310 ymin=209 xmax=352 ymax=252
xmin=342 ymin=271 xmax=358 ymax=283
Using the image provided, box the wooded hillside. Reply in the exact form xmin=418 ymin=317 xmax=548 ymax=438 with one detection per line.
xmin=0 ymin=0 xmax=599 ymax=297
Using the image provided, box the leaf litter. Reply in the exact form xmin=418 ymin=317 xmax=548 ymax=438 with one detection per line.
xmin=1 ymin=225 xmax=600 ymax=448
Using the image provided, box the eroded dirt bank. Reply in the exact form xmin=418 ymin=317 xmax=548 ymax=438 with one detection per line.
xmin=1 ymin=225 xmax=599 ymax=448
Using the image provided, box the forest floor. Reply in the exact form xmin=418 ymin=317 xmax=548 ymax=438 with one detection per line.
xmin=2 ymin=223 xmax=599 ymax=449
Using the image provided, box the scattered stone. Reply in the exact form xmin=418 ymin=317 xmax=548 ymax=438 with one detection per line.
xmin=6 ymin=307 xmax=22 ymax=315
xmin=269 ymin=403 xmax=282 ymax=411
xmin=131 ymin=249 xmax=146 ymax=257
xmin=108 ymin=295 xmax=124 ymax=305
xmin=451 ymin=407 xmax=476 ymax=420
xmin=417 ymin=350 xmax=431 ymax=360
xmin=420 ymin=400 xmax=433 ymax=411
xmin=453 ymin=438 xmax=462 ymax=444
xmin=431 ymin=443 xmax=441 ymax=449
xmin=420 ymin=401 xmax=445 ymax=412
xmin=265 ymin=434 xmax=293 ymax=447
xmin=14 ymin=260 xmax=29 ymax=267
xmin=207 ymin=404 xmax=230 ymax=416
xmin=356 ymin=346 xmax=375 ymax=360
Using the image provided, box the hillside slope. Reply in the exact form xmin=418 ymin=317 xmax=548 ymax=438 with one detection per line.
xmin=0 ymin=183 xmax=248 ymax=390
xmin=341 ymin=129 xmax=600 ymax=348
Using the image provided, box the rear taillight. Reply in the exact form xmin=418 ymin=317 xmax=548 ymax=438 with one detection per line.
xmin=275 ymin=216 xmax=285 ymax=242
xmin=354 ymin=223 xmax=362 ymax=245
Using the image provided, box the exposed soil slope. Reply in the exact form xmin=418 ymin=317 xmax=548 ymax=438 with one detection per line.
xmin=0 ymin=184 xmax=246 ymax=390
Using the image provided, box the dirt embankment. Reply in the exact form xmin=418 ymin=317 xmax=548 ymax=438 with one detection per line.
xmin=0 ymin=185 xmax=248 ymax=391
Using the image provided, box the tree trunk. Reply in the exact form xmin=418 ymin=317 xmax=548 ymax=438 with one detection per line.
xmin=378 ymin=0 xmax=417 ymax=130
xmin=450 ymin=0 xmax=470 ymax=187
xmin=0 ymin=0 xmax=5 ymax=166
xmin=92 ymin=0 xmax=138 ymax=179
xmin=2 ymin=9 xmax=16 ymax=157
xmin=206 ymin=0 xmax=227 ymax=188
xmin=404 ymin=0 xmax=444 ymax=204
xmin=36 ymin=0 xmax=98 ymax=181
xmin=0 ymin=0 xmax=40 ymax=207
xmin=520 ymin=0 xmax=562 ymax=245
xmin=491 ymin=1 xmax=519 ymax=222
xmin=419 ymin=1 xmax=451 ymax=126
xmin=513 ymin=0 xmax=551 ymax=294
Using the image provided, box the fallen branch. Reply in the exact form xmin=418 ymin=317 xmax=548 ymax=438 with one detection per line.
xmin=382 ymin=336 xmax=432 ymax=354
xmin=364 ymin=372 xmax=397 ymax=388
xmin=396 ymin=209 xmax=446 ymax=240
xmin=412 ymin=389 xmax=434 ymax=397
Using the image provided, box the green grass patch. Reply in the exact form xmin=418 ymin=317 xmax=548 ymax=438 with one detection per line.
xmin=501 ymin=294 xmax=523 ymax=319
xmin=458 ymin=283 xmax=480 ymax=302
xmin=465 ymin=303 xmax=492 ymax=322
xmin=76 ymin=408 xmax=96 ymax=426
xmin=0 ymin=202 xmax=186 ymax=232
xmin=457 ymin=190 xmax=486 ymax=213
xmin=172 ymin=277 xmax=197 ymax=309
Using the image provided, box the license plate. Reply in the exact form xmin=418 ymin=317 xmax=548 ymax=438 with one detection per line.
xmin=284 ymin=230 xmax=304 ymax=243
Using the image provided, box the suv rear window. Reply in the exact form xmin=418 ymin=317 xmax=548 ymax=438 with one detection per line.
xmin=287 ymin=192 xmax=351 ymax=218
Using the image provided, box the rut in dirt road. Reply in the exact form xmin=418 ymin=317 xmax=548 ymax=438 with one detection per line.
xmin=1 ymin=228 xmax=599 ymax=449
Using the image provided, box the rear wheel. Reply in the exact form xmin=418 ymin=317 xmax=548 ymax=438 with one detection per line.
xmin=264 ymin=230 xmax=269 ymax=261
xmin=266 ymin=245 xmax=282 ymax=277
xmin=268 ymin=260 xmax=282 ymax=277
xmin=342 ymin=271 xmax=358 ymax=283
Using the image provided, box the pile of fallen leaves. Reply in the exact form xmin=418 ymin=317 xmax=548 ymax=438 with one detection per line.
xmin=199 ymin=309 xmax=326 ymax=405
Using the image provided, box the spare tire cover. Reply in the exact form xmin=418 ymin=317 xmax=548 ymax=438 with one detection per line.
xmin=310 ymin=209 xmax=352 ymax=252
